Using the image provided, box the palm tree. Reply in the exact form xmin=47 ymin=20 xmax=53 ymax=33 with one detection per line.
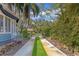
xmin=7 ymin=3 xmax=40 ymax=27
xmin=23 ymin=3 xmax=40 ymax=27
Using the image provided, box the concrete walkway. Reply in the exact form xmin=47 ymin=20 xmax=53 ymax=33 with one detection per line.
xmin=41 ymin=38 xmax=67 ymax=56
xmin=14 ymin=37 xmax=35 ymax=56
xmin=14 ymin=36 xmax=67 ymax=56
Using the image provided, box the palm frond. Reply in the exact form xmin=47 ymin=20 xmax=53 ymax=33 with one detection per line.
xmin=24 ymin=3 xmax=30 ymax=18
xmin=16 ymin=3 xmax=24 ymax=12
xmin=31 ymin=4 xmax=40 ymax=17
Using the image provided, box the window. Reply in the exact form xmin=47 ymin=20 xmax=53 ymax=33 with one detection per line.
xmin=0 ymin=15 xmax=3 ymax=32
xmin=11 ymin=19 xmax=15 ymax=33
xmin=12 ymin=20 xmax=16 ymax=33
xmin=14 ymin=21 xmax=16 ymax=33
xmin=0 ymin=15 xmax=16 ymax=33
xmin=5 ymin=17 xmax=10 ymax=32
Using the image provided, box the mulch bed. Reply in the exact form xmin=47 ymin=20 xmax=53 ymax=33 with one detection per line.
xmin=47 ymin=38 xmax=75 ymax=56
xmin=0 ymin=39 xmax=29 ymax=56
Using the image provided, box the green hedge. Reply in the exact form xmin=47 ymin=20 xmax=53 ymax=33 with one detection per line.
xmin=21 ymin=28 xmax=30 ymax=39
xmin=32 ymin=37 xmax=47 ymax=56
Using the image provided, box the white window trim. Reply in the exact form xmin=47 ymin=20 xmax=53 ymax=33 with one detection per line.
xmin=0 ymin=15 xmax=17 ymax=35
xmin=0 ymin=32 xmax=11 ymax=34
xmin=3 ymin=15 xmax=5 ymax=32
xmin=0 ymin=15 xmax=12 ymax=34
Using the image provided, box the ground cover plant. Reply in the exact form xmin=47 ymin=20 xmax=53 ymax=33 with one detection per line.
xmin=32 ymin=37 xmax=47 ymax=56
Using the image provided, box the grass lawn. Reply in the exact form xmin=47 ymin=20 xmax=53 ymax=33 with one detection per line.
xmin=32 ymin=37 xmax=47 ymax=56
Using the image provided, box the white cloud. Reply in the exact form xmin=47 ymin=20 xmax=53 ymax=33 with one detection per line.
xmin=41 ymin=11 xmax=46 ymax=15
xmin=31 ymin=8 xmax=60 ymax=21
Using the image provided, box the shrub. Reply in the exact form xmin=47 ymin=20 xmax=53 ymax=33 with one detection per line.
xmin=32 ymin=37 xmax=47 ymax=56
xmin=21 ymin=28 xmax=30 ymax=39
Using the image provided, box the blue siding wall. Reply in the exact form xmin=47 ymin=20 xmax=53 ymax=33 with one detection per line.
xmin=0 ymin=34 xmax=11 ymax=42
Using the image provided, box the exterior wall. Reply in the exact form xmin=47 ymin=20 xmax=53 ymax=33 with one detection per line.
xmin=0 ymin=4 xmax=17 ymax=43
xmin=0 ymin=15 xmax=17 ymax=42
xmin=0 ymin=33 xmax=11 ymax=42
xmin=11 ymin=19 xmax=17 ymax=40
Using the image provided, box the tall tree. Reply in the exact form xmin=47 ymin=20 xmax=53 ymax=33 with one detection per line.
xmin=7 ymin=3 xmax=40 ymax=28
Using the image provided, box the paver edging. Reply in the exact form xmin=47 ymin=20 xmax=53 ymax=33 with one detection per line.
xmin=41 ymin=38 xmax=67 ymax=56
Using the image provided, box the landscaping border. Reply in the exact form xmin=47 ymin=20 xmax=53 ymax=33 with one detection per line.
xmin=32 ymin=37 xmax=47 ymax=56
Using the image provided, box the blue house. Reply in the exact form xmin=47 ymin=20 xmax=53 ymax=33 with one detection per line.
xmin=0 ymin=4 xmax=19 ymax=44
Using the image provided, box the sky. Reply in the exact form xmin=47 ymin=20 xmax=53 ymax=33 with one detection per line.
xmin=43 ymin=3 xmax=53 ymax=9
xmin=31 ymin=3 xmax=60 ymax=21
xmin=37 ymin=3 xmax=54 ymax=10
